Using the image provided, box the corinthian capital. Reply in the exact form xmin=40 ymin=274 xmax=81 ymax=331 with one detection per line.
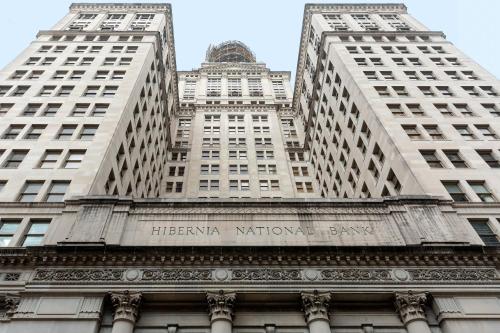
xmin=109 ymin=290 xmax=142 ymax=323
xmin=301 ymin=290 xmax=331 ymax=323
xmin=0 ymin=293 xmax=20 ymax=318
xmin=394 ymin=291 xmax=428 ymax=325
xmin=206 ymin=290 xmax=236 ymax=322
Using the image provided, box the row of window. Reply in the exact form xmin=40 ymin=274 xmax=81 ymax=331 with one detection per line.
xmin=347 ymin=45 xmax=447 ymax=55
xmin=0 ymin=84 xmax=119 ymax=98
xmin=421 ymin=149 xmax=500 ymax=169
xmin=201 ymin=150 xmax=275 ymax=160
xmin=0 ymin=149 xmax=85 ymax=169
xmin=69 ymin=12 xmax=156 ymax=31
xmin=48 ymin=34 xmax=144 ymax=43
xmin=0 ymin=218 xmax=51 ymax=247
xmin=37 ymin=44 xmax=138 ymax=54
xmin=364 ymin=70 xmax=479 ymax=81
xmin=203 ymin=114 xmax=269 ymax=122
xmin=0 ymin=102 xmax=108 ymax=117
xmin=23 ymin=56 xmax=132 ymax=67
xmin=1 ymin=124 xmax=98 ymax=140
xmin=199 ymin=179 xmax=281 ymax=191
xmin=355 ymin=56 xmax=461 ymax=67
xmin=443 ymin=181 xmax=496 ymax=202
xmin=388 ymin=103 xmax=499 ymax=118
xmin=403 ymin=123 xmax=497 ymax=141
xmin=9 ymin=69 xmax=126 ymax=81
xmin=374 ymin=85 xmax=497 ymax=98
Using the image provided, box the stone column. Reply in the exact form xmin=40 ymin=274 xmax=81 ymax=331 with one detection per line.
xmin=394 ymin=291 xmax=432 ymax=333
xmin=109 ymin=290 xmax=142 ymax=333
xmin=301 ymin=290 xmax=332 ymax=333
xmin=207 ymin=290 xmax=236 ymax=333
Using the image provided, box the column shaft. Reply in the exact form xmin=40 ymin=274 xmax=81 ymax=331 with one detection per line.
xmin=111 ymin=319 xmax=135 ymax=333
xmin=406 ymin=320 xmax=432 ymax=333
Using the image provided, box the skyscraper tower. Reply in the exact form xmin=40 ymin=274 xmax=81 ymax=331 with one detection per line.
xmin=0 ymin=3 xmax=498 ymax=333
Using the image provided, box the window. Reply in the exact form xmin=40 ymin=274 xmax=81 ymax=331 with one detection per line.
xmin=402 ymin=125 xmax=422 ymax=140
xmin=38 ymin=85 xmax=55 ymax=96
xmin=39 ymin=150 xmax=61 ymax=169
xmin=63 ymin=150 xmax=85 ymax=169
xmin=22 ymin=220 xmax=51 ymax=246
xmin=423 ymin=125 xmax=444 ymax=139
xmin=45 ymin=181 xmax=70 ymax=202
xmin=454 ymin=104 xmax=474 ymax=117
xmin=83 ymin=86 xmax=99 ymax=97
xmin=437 ymin=86 xmax=453 ymax=96
xmin=11 ymin=70 xmax=27 ymax=79
xmin=3 ymin=150 xmax=27 ymax=169
xmin=57 ymin=125 xmax=76 ymax=139
xmin=57 ymin=85 xmax=74 ymax=96
xmin=482 ymin=104 xmax=500 ymax=117
xmin=454 ymin=125 xmax=475 ymax=139
xmin=2 ymin=125 xmax=24 ymax=139
xmin=444 ymin=150 xmax=467 ymax=168
xmin=102 ymin=86 xmax=118 ymax=97
xmin=477 ymin=150 xmax=500 ymax=168
xmin=388 ymin=104 xmax=405 ymax=116
xmin=79 ymin=125 xmax=98 ymax=140
xmin=10 ymin=85 xmax=29 ymax=97
xmin=24 ymin=125 xmax=46 ymax=140
xmin=0 ymin=103 xmax=14 ymax=115
xmin=0 ymin=219 xmax=21 ymax=247
xmin=118 ymin=57 xmax=132 ymax=66
xmin=442 ymin=181 xmax=468 ymax=202
xmin=468 ymin=219 xmax=499 ymax=245
xmin=0 ymin=86 xmax=12 ymax=96
xmin=476 ymin=125 xmax=497 ymax=139
xmin=43 ymin=103 xmax=61 ymax=116
xmin=18 ymin=181 xmax=43 ymax=202
xmin=22 ymin=103 xmax=41 ymax=116
xmin=421 ymin=150 xmax=443 ymax=168
xmin=92 ymin=103 xmax=109 ymax=116
xmin=72 ymin=103 xmax=89 ymax=116
xmin=111 ymin=71 xmax=126 ymax=80
xmin=468 ymin=181 xmax=495 ymax=202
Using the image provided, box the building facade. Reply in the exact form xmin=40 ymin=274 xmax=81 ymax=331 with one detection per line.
xmin=0 ymin=3 xmax=499 ymax=333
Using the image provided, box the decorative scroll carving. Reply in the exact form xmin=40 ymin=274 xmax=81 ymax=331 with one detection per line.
xmin=109 ymin=290 xmax=142 ymax=324
xmin=321 ymin=269 xmax=392 ymax=281
xmin=232 ymin=269 xmax=301 ymax=280
xmin=408 ymin=268 xmax=495 ymax=281
xmin=301 ymin=290 xmax=331 ymax=323
xmin=0 ymin=294 xmax=20 ymax=318
xmin=206 ymin=290 xmax=236 ymax=322
xmin=142 ymin=269 xmax=211 ymax=281
xmin=33 ymin=269 xmax=124 ymax=281
xmin=394 ymin=291 xmax=428 ymax=325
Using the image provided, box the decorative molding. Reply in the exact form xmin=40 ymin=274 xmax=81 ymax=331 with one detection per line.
xmin=232 ymin=269 xmax=301 ymax=280
xmin=28 ymin=267 xmax=497 ymax=284
xmin=206 ymin=290 xmax=236 ymax=322
xmin=109 ymin=290 xmax=142 ymax=324
xmin=33 ymin=269 xmax=124 ymax=281
xmin=301 ymin=290 xmax=331 ymax=323
xmin=394 ymin=291 xmax=428 ymax=325
xmin=321 ymin=269 xmax=392 ymax=281
xmin=142 ymin=269 xmax=212 ymax=281
xmin=408 ymin=269 xmax=496 ymax=281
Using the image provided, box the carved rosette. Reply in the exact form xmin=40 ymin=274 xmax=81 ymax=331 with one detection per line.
xmin=394 ymin=291 xmax=429 ymax=325
xmin=301 ymin=290 xmax=331 ymax=324
xmin=109 ymin=290 xmax=142 ymax=324
xmin=206 ymin=290 xmax=236 ymax=323
xmin=0 ymin=294 xmax=20 ymax=318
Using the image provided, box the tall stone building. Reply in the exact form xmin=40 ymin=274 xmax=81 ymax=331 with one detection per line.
xmin=0 ymin=3 xmax=499 ymax=333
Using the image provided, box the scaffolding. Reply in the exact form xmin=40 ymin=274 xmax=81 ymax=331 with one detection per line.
xmin=205 ymin=40 xmax=256 ymax=63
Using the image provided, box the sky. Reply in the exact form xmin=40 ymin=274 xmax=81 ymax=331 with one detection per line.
xmin=0 ymin=0 xmax=499 ymax=82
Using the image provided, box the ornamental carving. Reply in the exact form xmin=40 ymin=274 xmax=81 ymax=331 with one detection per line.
xmin=142 ymin=269 xmax=212 ymax=281
xmin=408 ymin=269 xmax=495 ymax=281
xmin=394 ymin=291 xmax=428 ymax=325
xmin=232 ymin=269 xmax=301 ymax=280
xmin=0 ymin=294 xmax=20 ymax=318
xmin=206 ymin=290 xmax=236 ymax=322
xmin=321 ymin=269 xmax=392 ymax=281
xmin=109 ymin=290 xmax=142 ymax=324
xmin=301 ymin=290 xmax=331 ymax=323
xmin=33 ymin=269 xmax=124 ymax=282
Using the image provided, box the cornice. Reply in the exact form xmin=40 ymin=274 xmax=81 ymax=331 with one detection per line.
xmin=304 ymin=3 xmax=407 ymax=14
xmin=69 ymin=3 xmax=171 ymax=12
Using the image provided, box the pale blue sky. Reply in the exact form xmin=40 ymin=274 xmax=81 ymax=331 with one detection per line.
xmin=0 ymin=0 xmax=499 ymax=81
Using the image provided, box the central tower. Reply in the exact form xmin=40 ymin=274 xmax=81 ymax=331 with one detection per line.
xmin=165 ymin=41 xmax=317 ymax=198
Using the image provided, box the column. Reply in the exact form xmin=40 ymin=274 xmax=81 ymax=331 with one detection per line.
xmin=301 ymin=290 xmax=332 ymax=333
xmin=109 ymin=290 xmax=142 ymax=333
xmin=394 ymin=291 xmax=432 ymax=333
xmin=207 ymin=290 xmax=236 ymax=333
